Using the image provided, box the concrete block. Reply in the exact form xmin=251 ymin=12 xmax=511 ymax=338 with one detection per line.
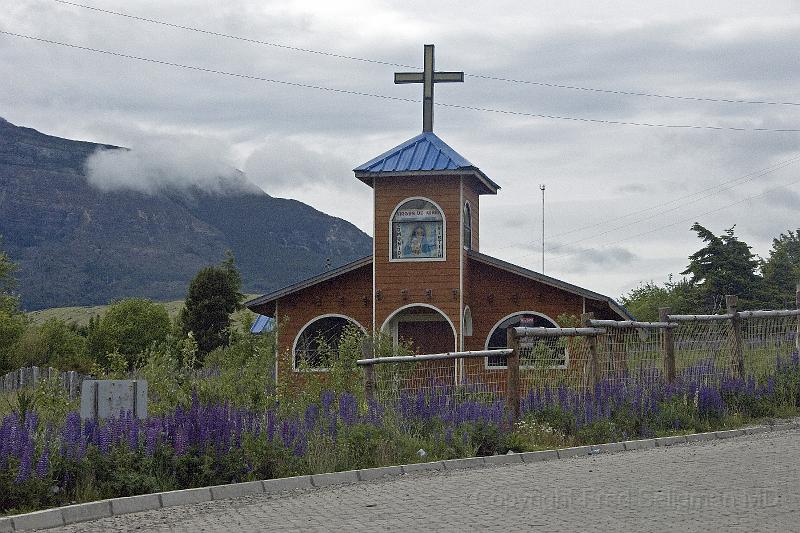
xmin=622 ymin=439 xmax=656 ymax=451
xmin=80 ymin=379 xmax=148 ymax=420
xmin=442 ymin=457 xmax=485 ymax=470
xmin=262 ymin=475 xmax=313 ymax=493
xmin=520 ymin=449 xmax=558 ymax=463
xmin=771 ymin=422 xmax=797 ymax=432
xmin=714 ymin=429 xmax=744 ymax=439
xmin=685 ymin=432 xmax=715 ymax=443
xmin=111 ymin=493 xmax=161 ymax=516
xmin=0 ymin=516 xmax=15 ymax=533
xmin=401 ymin=461 xmax=445 ymax=474
xmin=61 ymin=500 xmax=112 ymax=525
xmin=357 ymin=465 xmax=403 ymax=481
xmin=595 ymin=442 xmax=624 ymax=454
xmin=161 ymin=487 xmax=212 ymax=508
xmin=311 ymin=470 xmax=359 ymax=488
xmin=484 ymin=453 xmax=523 ymax=466
xmin=210 ymin=481 xmax=264 ymax=500
xmin=556 ymin=446 xmax=590 ymax=459
xmin=744 ymin=426 xmax=770 ymax=435
xmin=655 ymin=435 xmax=687 ymax=447
xmin=12 ymin=508 xmax=64 ymax=531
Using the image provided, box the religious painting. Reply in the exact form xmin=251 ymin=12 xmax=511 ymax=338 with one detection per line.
xmin=391 ymin=198 xmax=444 ymax=260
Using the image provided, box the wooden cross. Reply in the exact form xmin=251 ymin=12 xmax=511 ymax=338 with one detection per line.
xmin=395 ymin=44 xmax=464 ymax=132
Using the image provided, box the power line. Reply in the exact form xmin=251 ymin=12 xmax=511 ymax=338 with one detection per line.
xmin=54 ymin=0 xmax=800 ymax=108
xmin=53 ymin=0 xmax=415 ymax=69
xmin=4 ymin=30 xmax=800 ymax=134
xmin=520 ymin=174 xmax=800 ymax=268
xmin=495 ymin=152 xmax=800 ymax=254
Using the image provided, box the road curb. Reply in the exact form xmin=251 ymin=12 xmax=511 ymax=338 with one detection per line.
xmin=5 ymin=420 xmax=795 ymax=530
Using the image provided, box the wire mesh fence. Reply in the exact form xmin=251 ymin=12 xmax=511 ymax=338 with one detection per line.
xmin=358 ymin=301 xmax=800 ymax=415
xmin=366 ymin=351 xmax=510 ymax=406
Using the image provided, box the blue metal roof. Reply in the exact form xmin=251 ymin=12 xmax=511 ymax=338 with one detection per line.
xmin=354 ymin=132 xmax=473 ymax=173
xmin=353 ymin=132 xmax=499 ymax=193
xmin=250 ymin=314 xmax=275 ymax=334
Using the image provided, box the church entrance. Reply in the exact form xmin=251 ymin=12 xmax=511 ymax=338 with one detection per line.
xmin=384 ymin=305 xmax=456 ymax=355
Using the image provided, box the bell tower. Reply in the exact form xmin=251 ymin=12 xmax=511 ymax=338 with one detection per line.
xmin=353 ymin=45 xmax=499 ymax=353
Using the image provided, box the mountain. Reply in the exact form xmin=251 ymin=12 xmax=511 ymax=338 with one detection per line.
xmin=0 ymin=117 xmax=372 ymax=310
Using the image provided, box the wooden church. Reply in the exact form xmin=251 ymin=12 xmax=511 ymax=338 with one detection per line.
xmin=246 ymin=45 xmax=630 ymax=385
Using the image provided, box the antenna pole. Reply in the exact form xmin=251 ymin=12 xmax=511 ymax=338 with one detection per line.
xmin=540 ymin=184 xmax=546 ymax=273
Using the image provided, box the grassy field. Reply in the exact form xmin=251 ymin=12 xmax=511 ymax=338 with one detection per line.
xmin=26 ymin=295 xmax=262 ymax=327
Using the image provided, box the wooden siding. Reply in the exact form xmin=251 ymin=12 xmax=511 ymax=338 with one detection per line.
xmin=374 ymin=175 xmax=464 ymax=337
xmin=271 ymin=263 xmax=373 ymax=388
xmin=462 ymin=257 xmax=585 ymax=383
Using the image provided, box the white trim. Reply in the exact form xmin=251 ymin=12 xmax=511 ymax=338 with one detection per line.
xmin=372 ymin=178 xmax=376 ymax=333
xmin=483 ymin=311 xmax=568 ymax=370
xmin=292 ymin=313 xmax=367 ymax=372
xmin=275 ymin=301 xmax=279 ymax=384
xmin=463 ymin=306 xmax=473 ymax=337
xmin=388 ymin=196 xmax=447 ymax=263
xmin=463 ymin=200 xmax=473 ymax=252
xmin=458 ymin=178 xmax=465 ymax=383
xmin=380 ymin=303 xmax=458 ymax=352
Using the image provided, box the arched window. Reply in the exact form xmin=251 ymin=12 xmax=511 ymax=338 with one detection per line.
xmin=390 ymin=198 xmax=445 ymax=261
xmin=462 ymin=306 xmax=473 ymax=337
xmin=293 ymin=315 xmax=363 ymax=370
xmin=463 ymin=202 xmax=472 ymax=251
xmin=485 ymin=312 xmax=566 ymax=369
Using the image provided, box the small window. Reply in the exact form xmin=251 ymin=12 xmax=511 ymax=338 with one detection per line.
xmin=486 ymin=313 xmax=566 ymax=369
xmin=463 ymin=202 xmax=472 ymax=250
xmin=391 ymin=198 xmax=444 ymax=260
xmin=463 ymin=306 xmax=473 ymax=337
xmin=293 ymin=315 xmax=361 ymax=370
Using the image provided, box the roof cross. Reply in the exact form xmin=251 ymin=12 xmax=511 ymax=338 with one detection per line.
xmin=395 ymin=44 xmax=464 ymax=132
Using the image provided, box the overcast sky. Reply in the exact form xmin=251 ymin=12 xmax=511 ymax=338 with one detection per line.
xmin=2 ymin=0 xmax=800 ymax=300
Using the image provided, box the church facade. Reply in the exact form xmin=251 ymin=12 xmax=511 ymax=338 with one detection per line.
xmin=245 ymin=45 xmax=630 ymax=386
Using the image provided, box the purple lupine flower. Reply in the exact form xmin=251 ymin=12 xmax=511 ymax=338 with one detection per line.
xmin=98 ymin=424 xmax=111 ymax=455
xmin=338 ymin=393 xmax=358 ymax=426
xmin=266 ymin=410 xmax=276 ymax=442
xmin=304 ymin=404 xmax=319 ymax=432
xmin=15 ymin=435 xmax=34 ymax=482
xmin=35 ymin=447 xmax=50 ymax=479
xmin=145 ymin=424 xmax=158 ymax=456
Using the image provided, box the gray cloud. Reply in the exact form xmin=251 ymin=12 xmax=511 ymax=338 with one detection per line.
xmin=3 ymin=0 xmax=800 ymax=297
xmin=85 ymin=134 xmax=256 ymax=195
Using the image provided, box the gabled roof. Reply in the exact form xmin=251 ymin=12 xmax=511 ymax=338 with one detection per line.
xmin=467 ymin=250 xmax=634 ymax=320
xmin=244 ymin=256 xmax=373 ymax=311
xmin=353 ymin=132 xmax=499 ymax=194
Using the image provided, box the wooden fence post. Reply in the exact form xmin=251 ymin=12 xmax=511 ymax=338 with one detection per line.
xmin=360 ymin=338 xmax=376 ymax=403
xmin=659 ymin=307 xmax=676 ymax=383
xmin=506 ymin=326 xmax=521 ymax=423
xmin=581 ymin=312 xmax=599 ymax=390
xmin=726 ymin=295 xmax=745 ymax=378
xmin=795 ymin=282 xmax=800 ymax=352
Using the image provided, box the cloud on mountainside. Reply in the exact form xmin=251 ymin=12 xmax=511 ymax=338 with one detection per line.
xmin=85 ymin=134 xmax=259 ymax=195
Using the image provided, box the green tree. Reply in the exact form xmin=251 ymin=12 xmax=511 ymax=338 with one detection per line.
xmin=761 ymin=229 xmax=800 ymax=308
xmin=0 ymin=240 xmax=27 ymax=374
xmin=620 ymin=276 xmax=700 ymax=321
xmin=13 ymin=319 xmax=91 ymax=373
xmin=181 ymin=252 xmax=243 ymax=357
xmin=681 ymin=223 xmax=760 ymax=312
xmin=87 ymin=298 xmax=171 ymax=369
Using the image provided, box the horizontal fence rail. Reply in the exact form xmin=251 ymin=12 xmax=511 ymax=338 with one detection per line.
xmin=360 ymin=286 xmax=799 ymax=422
xmin=356 ymin=349 xmax=512 ymax=366
xmin=514 ymin=327 xmax=606 ymax=337
xmin=588 ymin=319 xmax=678 ymax=329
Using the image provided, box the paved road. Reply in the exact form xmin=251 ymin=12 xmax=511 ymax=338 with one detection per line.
xmin=53 ymin=428 xmax=800 ymax=532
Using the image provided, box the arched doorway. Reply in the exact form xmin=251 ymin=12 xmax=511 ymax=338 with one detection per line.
xmin=382 ymin=304 xmax=457 ymax=355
